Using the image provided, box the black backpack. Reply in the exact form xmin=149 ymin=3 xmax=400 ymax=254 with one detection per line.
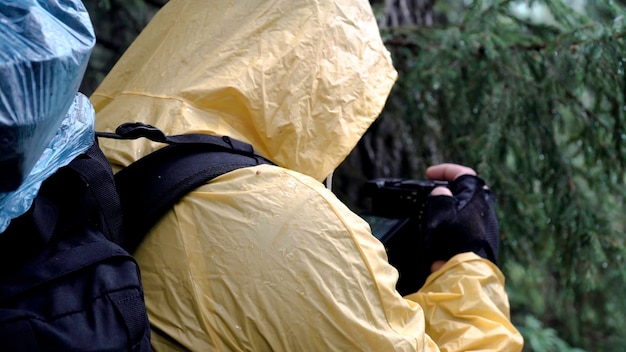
xmin=0 ymin=123 xmax=273 ymax=351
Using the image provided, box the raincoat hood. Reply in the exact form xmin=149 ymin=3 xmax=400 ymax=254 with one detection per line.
xmin=91 ymin=0 xmax=397 ymax=181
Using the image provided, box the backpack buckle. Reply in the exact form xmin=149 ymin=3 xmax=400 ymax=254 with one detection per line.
xmin=115 ymin=122 xmax=167 ymax=143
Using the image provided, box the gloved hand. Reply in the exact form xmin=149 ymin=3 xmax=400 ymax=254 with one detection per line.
xmin=424 ymin=166 xmax=500 ymax=267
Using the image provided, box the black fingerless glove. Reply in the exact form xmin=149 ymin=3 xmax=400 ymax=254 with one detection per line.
xmin=424 ymin=175 xmax=500 ymax=266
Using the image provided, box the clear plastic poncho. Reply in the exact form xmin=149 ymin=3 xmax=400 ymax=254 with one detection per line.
xmin=0 ymin=0 xmax=96 ymax=232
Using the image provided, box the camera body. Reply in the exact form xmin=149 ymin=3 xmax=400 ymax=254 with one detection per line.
xmin=361 ymin=178 xmax=448 ymax=295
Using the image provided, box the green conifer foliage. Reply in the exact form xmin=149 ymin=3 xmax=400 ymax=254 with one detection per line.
xmin=338 ymin=0 xmax=626 ymax=350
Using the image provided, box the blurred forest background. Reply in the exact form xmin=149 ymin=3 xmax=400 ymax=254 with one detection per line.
xmin=82 ymin=0 xmax=626 ymax=351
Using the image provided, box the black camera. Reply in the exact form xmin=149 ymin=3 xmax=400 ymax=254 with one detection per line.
xmin=361 ymin=178 xmax=448 ymax=295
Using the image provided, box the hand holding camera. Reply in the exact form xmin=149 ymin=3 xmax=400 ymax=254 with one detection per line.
xmin=363 ymin=163 xmax=500 ymax=295
xmin=424 ymin=164 xmax=500 ymax=270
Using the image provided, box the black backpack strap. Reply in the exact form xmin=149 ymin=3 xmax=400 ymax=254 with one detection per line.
xmin=65 ymin=143 xmax=125 ymax=245
xmin=96 ymin=122 xmax=273 ymax=164
xmin=97 ymin=122 xmax=276 ymax=253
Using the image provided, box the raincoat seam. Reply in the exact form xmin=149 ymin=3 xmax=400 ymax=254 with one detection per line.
xmin=166 ymin=201 xmax=225 ymax=352
xmin=300 ymin=176 xmax=420 ymax=347
xmin=94 ymin=90 xmax=187 ymax=103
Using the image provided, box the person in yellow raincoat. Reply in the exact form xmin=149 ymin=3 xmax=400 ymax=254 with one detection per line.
xmin=91 ymin=0 xmax=524 ymax=350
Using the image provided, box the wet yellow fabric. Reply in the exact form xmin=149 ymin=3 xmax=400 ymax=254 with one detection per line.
xmin=92 ymin=0 xmax=523 ymax=350
xmin=91 ymin=0 xmax=396 ymax=182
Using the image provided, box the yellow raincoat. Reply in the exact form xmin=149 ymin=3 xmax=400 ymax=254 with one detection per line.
xmin=91 ymin=0 xmax=523 ymax=350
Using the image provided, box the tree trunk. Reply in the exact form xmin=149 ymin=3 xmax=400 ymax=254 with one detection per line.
xmin=378 ymin=0 xmax=437 ymax=28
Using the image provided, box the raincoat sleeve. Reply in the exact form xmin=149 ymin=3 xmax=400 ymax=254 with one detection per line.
xmin=405 ymin=252 xmax=524 ymax=351
xmin=344 ymin=204 xmax=523 ymax=351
